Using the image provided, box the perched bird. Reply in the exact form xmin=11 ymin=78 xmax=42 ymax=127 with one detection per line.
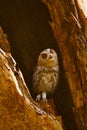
xmin=33 ymin=48 xmax=59 ymax=102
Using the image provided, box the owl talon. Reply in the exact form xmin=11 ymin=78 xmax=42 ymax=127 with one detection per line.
xmin=42 ymin=98 xmax=47 ymax=103
xmin=36 ymin=94 xmax=41 ymax=102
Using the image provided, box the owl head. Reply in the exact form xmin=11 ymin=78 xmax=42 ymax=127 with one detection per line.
xmin=37 ymin=48 xmax=58 ymax=67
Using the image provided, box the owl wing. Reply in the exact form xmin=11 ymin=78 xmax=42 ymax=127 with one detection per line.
xmin=33 ymin=66 xmax=42 ymax=87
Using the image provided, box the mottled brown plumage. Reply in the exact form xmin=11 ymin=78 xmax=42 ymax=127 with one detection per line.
xmin=33 ymin=48 xmax=59 ymax=102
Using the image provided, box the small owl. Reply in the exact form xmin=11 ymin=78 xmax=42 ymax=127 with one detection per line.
xmin=33 ymin=48 xmax=59 ymax=102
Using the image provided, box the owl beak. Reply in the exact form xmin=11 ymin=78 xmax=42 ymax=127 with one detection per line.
xmin=49 ymin=55 xmax=54 ymax=61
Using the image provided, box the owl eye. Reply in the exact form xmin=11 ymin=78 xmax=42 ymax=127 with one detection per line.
xmin=41 ymin=53 xmax=47 ymax=59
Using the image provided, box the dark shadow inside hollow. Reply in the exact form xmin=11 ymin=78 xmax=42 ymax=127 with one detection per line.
xmin=54 ymin=59 xmax=78 ymax=130
xmin=0 ymin=0 xmax=78 ymax=130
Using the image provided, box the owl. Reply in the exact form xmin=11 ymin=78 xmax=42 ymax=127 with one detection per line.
xmin=33 ymin=48 xmax=59 ymax=102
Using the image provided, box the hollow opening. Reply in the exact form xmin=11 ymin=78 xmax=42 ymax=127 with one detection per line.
xmin=0 ymin=0 xmax=78 ymax=130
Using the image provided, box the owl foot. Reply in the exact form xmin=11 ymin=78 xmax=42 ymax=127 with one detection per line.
xmin=36 ymin=94 xmax=41 ymax=102
xmin=35 ymin=92 xmax=47 ymax=103
xmin=42 ymin=92 xmax=47 ymax=103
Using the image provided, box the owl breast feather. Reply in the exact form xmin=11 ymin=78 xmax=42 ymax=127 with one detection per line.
xmin=33 ymin=66 xmax=59 ymax=94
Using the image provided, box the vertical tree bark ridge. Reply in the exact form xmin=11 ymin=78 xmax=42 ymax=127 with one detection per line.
xmin=42 ymin=0 xmax=87 ymax=129
xmin=76 ymin=0 xmax=87 ymax=39
xmin=0 ymin=27 xmax=63 ymax=130
xmin=0 ymin=27 xmax=10 ymax=52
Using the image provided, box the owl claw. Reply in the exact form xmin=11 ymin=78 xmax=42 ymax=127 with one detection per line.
xmin=35 ymin=92 xmax=47 ymax=103
xmin=36 ymin=94 xmax=41 ymax=102
xmin=42 ymin=98 xmax=47 ymax=103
